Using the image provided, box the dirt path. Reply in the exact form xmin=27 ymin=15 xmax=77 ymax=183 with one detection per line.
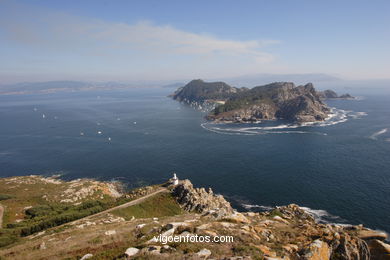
xmin=0 ymin=204 xmax=4 ymax=228
xmin=83 ymin=187 xmax=169 ymax=220
xmin=28 ymin=187 xmax=169 ymax=234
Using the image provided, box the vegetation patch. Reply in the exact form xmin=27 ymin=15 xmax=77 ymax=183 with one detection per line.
xmin=111 ymin=193 xmax=183 ymax=220
xmin=0 ymin=194 xmax=13 ymax=201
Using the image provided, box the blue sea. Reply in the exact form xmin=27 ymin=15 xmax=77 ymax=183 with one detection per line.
xmin=0 ymin=86 xmax=389 ymax=233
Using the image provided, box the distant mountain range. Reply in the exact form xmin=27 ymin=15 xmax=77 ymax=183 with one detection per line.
xmin=217 ymin=73 xmax=342 ymax=87
xmin=0 ymin=81 xmax=151 ymax=95
xmin=1 ymin=73 xmax=388 ymax=96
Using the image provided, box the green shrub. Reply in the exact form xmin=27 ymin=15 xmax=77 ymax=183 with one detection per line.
xmin=0 ymin=194 xmax=12 ymax=201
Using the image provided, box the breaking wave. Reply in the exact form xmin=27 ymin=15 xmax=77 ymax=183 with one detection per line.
xmin=241 ymin=203 xmax=345 ymax=224
xmin=299 ymin=206 xmax=345 ymax=224
xmin=241 ymin=204 xmax=274 ymax=211
xmin=201 ymin=107 xmax=367 ymax=135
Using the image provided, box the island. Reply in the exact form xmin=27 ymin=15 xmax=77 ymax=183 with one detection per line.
xmin=318 ymin=89 xmax=355 ymax=100
xmin=172 ymin=80 xmax=336 ymax=123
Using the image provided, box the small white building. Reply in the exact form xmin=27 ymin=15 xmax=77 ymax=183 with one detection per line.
xmin=171 ymin=173 xmax=179 ymax=186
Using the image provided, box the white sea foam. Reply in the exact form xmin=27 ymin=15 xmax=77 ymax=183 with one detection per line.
xmin=369 ymin=128 xmax=388 ymax=140
xmin=241 ymin=203 xmax=344 ymax=224
xmin=201 ymin=107 xmax=367 ymax=136
xmin=241 ymin=204 xmax=274 ymax=211
xmin=299 ymin=206 xmax=343 ymax=223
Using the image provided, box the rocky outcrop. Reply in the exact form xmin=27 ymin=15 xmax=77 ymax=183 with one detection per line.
xmin=318 ymin=90 xmax=339 ymax=99
xmin=172 ymin=179 xmax=233 ymax=217
xmin=367 ymin=240 xmax=390 ymax=260
xmin=303 ymin=240 xmax=331 ymax=260
xmin=330 ymin=233 xmax=370 ymax=260
xmin=318 ymin=90 xmax=355 ymax=100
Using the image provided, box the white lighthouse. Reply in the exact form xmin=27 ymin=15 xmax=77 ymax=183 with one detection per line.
xmin=171 ymin=173 xmax=179 ymax=186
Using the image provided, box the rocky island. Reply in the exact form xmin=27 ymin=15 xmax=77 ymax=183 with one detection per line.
xmin=171 ymin=80 xmax=339 ymax=123
xmin=318 ymin=90 xmax=355 ymax=100
xmin=1 ymin=175 xmax=389 ymax=260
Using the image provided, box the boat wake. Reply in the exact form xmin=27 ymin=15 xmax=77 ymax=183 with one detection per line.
xmin=369 ymin=128 xmax=388 ymax=140
xmin=201 ymin=107 xmax=367 ymax=135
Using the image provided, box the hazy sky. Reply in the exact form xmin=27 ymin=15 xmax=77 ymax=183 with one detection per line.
xmin=0 ymin=0 xmax=389 ymax=83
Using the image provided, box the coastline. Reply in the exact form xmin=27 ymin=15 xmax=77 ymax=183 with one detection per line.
xmin=1 ymin=175 xmax=389 ymax=259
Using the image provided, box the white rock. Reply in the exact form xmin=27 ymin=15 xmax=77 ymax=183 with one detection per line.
xmin=247 ymin=212 xmax=256 ymax=217
xmin=273 ymin=216 xmax=289 ymax=224
xmin=125 ymin=247 xmax=140 ymax=257
xmin=39 ymin=242 xmax=46 ymax=250
xmin=80 ymin=253 xmax=93 ymax=260
xmin=136 ymin=224 xmax=146 ymax=229
xmin=104 ymin=230 xmax=116 ymax=236
xmin=197 ymin=248 xmax=211 ymax=258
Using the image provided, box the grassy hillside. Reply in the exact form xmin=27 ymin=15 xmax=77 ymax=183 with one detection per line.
xmin=112 ymin=193 xmax=183 ymax=220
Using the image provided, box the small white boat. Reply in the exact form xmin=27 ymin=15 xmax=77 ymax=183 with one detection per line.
xmin=42 ymin=114 xmax=46 ymax=119
xmin=97 ymin=131 xmax=102 ymax=134
xmin=108 ymin=137 xmax=111 ymax=141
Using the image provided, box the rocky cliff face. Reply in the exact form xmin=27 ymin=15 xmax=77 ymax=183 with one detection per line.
xmin=172 ymin=179 xmax=234 ymax=217
xmin=209 ymin=82 xmax=330 ymax=123
xmin=169 ymin=180 xmax=390 ymax=260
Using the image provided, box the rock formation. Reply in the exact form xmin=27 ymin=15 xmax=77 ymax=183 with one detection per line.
xmin=318 ymin=90 xmax=355 ymax=100
xmin=171 ymin=179 xmax=234 ymax=217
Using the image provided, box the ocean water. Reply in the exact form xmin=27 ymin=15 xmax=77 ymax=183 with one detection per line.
xmin=0 ymin=87 xmax=389 ymax=233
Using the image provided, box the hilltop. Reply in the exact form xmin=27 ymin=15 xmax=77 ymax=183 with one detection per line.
xmin=1 ymin=175 xmax=389 ymax=260
xmin=171 ymin=79 xmax=247 ymax=103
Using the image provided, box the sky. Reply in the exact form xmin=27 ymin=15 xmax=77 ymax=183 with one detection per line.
xmin=0 ymin=0 xmax=389 ymax=83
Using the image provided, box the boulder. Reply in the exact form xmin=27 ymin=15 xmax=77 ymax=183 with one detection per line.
xmin=197 ymin=248 xmax=212 ymax=258
xmin=39 ymin=241 xmax=46 ymax=250
xmin=330 ymin=234 xmax=370 ymax=260
xmin=125 ymin=247 xmax=139 ymax=257
xmin=303 ymin=240 xmax=331 ymax=260
xmin=273 ymin=216 xmax=289 ymax=224
xmin=367 ymin=239 xmax=390 ymax=260
xmin=104 ymin=230 xmax=116 ymax=236
xmin=357 ymin=229 xmax=388 ymax=241
xmin=224 ymin=212 xmax=250 ymax=224
xmin=80 ymin=253 xmax=93 ymax=260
